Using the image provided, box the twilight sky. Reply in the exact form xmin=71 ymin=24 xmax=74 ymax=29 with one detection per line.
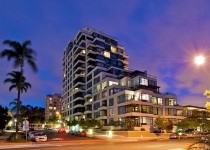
xmin=0 ymin=0 xmax=210 ymax=108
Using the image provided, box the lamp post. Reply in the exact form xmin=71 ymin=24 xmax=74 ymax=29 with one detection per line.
xmin=194 ymin=55 xmax=205 ymax=66
xmin=23 ymin=117 xmax=29 ymax=141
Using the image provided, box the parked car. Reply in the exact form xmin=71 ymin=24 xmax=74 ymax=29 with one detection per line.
xmin=32 ymin=132 xmax=47 ymax=142
xmin=28 ymin=131 xmax=40 ymax=140
xmin=169 ymin=133 xmax=187 ymax=139
xmin=185 ymin=133 xmax=196 ymax=138
xmin=58 ymin=128 xmax=66 ymax=133
xmin=78 ymin=131 xmax=87 ymax=137
xmin=29 ymin=127 xmax=35 ymax=131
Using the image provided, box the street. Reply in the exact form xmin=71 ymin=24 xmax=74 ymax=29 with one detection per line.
xmin=0 ymin=139 xmax=193 ymax=150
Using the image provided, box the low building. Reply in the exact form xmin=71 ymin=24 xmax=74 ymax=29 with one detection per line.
xmin=45 ymin=93 xmax=62 ymax=121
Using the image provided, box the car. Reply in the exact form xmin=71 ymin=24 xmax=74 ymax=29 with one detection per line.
xmin=58 ymin=128 xmax=66 ymax=133
xmin=29 ymin=127 xmax=35 ymax=131
xmin=33 ymin=132 xmax=47 ymax=142
xmin=28 ymin=131 xmax=40 ymax=140
xmin=185 ymin=133 xmax=196 ymax=138
xmin=78 ymin=131 xmax=87 ymax=137
xmin=169 ymin=133 xmax=187 ymax=139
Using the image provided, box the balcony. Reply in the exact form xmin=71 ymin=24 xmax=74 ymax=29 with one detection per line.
xmin=72 ymin=97 xmax=84 ymax=102
xmin=73 ymin=60 xmax=85 ymax=68
xmin=73 ymin=82 xmax=85 ymax=88
xmin=74 ymin=73 xmax=85 ymax=79
xmin=98 ymin=105 xmax=107 ymax=110
xmin=73 ymin=104 xmax=84 ymax=108
xmin=73 ymin=53 xmax=85 ymax=61
xmin=73 ymin=67 xmax=85 ymax=74
xmin=123 ymin=60 xmax=128 ymax=65
xmin=98 ymin=115 xmax=107 ymax=119
xmin=84 ymin=93 xmax=92 ymax=98
xmin=73 ymin=112 xmax=83 ymax=116
xmin=84 ymin=100 xmax=92 ymax=106
xmin=84 ymin=110 xmax=92 ymax=114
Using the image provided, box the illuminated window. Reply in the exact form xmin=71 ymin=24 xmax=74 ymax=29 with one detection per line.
xmin=157 ymin=98 xmax=163 ymax=105
xmin=54 ymin=107 xmax=56 ymax=110
xmin=140 ymin=78 xmax=148 ymax=86
xmin=141 ymin=94 xmax=150 ymax=101
xmin=109 ymin=108 xmax=114 ymax=116
xmin=82 ymin=50 xmax=85 ymax=54
xmin=109 ymin=81 xmax=118 ymax=86
xmin=102 ymin=81 xmax=107 ymax=89
xmin=104 ymin=51 xmax=110 ymax=58
xmin=111 ymin=46 xmax=117 ymax=53
xmin=49 ymin=107 xmax=53 ymax=110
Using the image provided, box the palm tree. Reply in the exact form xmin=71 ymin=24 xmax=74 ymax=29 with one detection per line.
xmin=9 ymin=99 xmax=22 ymax=114
xmin=4 ymin=71 xmax=31 ymax=137
xmin=1 ymin=40 xmax=37 ymax=138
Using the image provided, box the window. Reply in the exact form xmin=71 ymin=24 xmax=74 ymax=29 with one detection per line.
xmin=111 ymin=46 xmax=117 ymax=53
xmin=157 ymin=98 xmax=163 ymax=105
xmin=109 ymin=98 xmax=114 ymax=106
xmin=102 ymin=90 xmax=108 ymax=98
xmin=102 ymin=81 xmax=107 ymax=89
xmin=109 ymin=108 xmax=114 ymax=116
xmin=109 ymin=81 xmax=118 ymax=86
xmin=140 ymin=78 xmax=148 ymax=86
xmin=104 ymin=51 xmax=110 ymax=58
xmin=152 ymin=97 xmax=157 ymax=104
xmin=118 ymin=106 xmax=125 ymax=114
xmin=93 ymin=102 xmax=100 ymax=110
xmin=118 ymin=94 xmax=133 ymax=103
xmin=165 ymin=98 xmax=176 ymax=106
xmin=141 ymin=94 xmax=150 ymax=101
xmin=81 ymin=50 xmax=85 ymax=54
xmin=133 ymin=77 xmax=139 ymax=87
xmin=141 ymin=105 xmax=152 ymax=114
xmin=153 ymin=108 xmax=158 ymax=115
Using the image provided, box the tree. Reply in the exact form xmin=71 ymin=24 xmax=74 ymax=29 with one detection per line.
xmin=66 ymin=120 xmax=78 ymax=129
xmin=177 ymin=118 xmax=190 ymax=131
xmin=125 ymin=117 xmax=135 ymax=131
xmin=86 ymin=119 xmax=101 ymax=128
xmin=4 ymin=71 xmax=31 ymax=137
xmin=0 ymin=105 xmax=12 ymax=132
xmin=48 ymin=115 xmax=59 ymax=129
xmin=154 ymin=116 xmax=173 ymax=133
xmin=9 ymin=99 xmax=22 ymax=114
xmin=1 ymin=40 xmax=38 ymax=139
xmin=203 ymin=90 xmax=210 ymax=112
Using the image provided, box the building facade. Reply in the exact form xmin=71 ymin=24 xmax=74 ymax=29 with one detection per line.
xmin=62 ymin=27 xmax=184 ymax=131
xmin=45 ymin=93 xmax=62 ymax=121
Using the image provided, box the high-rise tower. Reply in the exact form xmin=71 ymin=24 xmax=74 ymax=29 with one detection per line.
xmin=62 ymin=27 xmax=183 ymax=131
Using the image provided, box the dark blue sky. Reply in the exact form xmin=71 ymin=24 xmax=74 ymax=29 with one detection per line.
xmin=1 ymin=0 xmax=210 ymax=108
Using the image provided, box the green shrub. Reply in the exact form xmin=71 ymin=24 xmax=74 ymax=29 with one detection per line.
xmin=6 ymin=126 xmax=12 ymax=130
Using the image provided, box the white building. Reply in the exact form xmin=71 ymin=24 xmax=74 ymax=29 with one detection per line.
xmin=62 ymin=27 xmax=184 ymax=131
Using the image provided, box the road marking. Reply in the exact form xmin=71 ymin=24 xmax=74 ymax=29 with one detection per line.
xmin=147 ymin=145 xmax=165 ymax=147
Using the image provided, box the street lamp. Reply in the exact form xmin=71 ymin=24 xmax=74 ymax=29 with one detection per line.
xmin=194 ymin=55 xmax=205 ymax=66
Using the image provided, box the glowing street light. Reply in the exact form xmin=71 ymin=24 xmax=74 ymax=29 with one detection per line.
xmin=194 ymin=55 xmax=205 ymax=66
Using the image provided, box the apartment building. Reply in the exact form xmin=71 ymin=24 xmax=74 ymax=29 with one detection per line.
xmin=62 ymin=27 xmax=184 ymax=131
xmin=45 ymin=93 xmax=62 ymax=121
